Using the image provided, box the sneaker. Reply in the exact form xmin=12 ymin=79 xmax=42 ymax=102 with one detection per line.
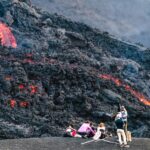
xmin=120 ymin=144 xmax=124 ymax=147
xmin=123 ymin=144 xmax=130 ymax=148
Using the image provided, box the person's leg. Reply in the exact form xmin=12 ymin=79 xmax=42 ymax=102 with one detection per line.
xmin=124 ymin=122 xmax=128 ymax=140
xmin=87 ymin=131 xmax=95 ymax=138
xmin=93 ymin=131 xmax=101 ymax=140
xmin=75 ymin=134 xmax=82 ymax=138
xmin=121 ymin=129 xmax=127 ymax=145
xmin=117 ymin=129 xmax=123 ymax=145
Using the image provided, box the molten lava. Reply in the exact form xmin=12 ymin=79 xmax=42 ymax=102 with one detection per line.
xmin=0 ymin=22 xmax=17 ymax=48
xmin=19 ymin=84 xmax=25 ymax=90
xmin=10 ymin=99 xmax=16 ymax=108
xmin=19 ymin=101 xmax=29 ymax=108
xmin=99 ymin=74 xmax=150 ymax=106
xmin=30 ymin=85 xmax=37 ymax=94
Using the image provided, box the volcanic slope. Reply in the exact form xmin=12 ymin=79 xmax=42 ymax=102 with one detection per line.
xmin=0 ymin=0 xmax=150 ymax=139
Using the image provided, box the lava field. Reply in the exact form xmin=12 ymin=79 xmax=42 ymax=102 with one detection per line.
xmin=0 ymin=0 xmax=150 ymax=139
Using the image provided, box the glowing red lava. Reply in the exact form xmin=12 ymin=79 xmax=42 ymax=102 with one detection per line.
xmin=0 ymin=22 xmax=17 ymax=48
xmin=30 ymin=85 xmax=37 ymax=94
xmin=19 ymin=101 xmax=29 ymax=107
xmin=99 ymin=74 xmax=150 ymax=106
xmin=10 ymin=99 xmax=16 ymax=108
xmin=19 ymin=84 xmax=25 ymax=90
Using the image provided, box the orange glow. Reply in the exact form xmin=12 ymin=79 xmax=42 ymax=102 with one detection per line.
xmin=19 ymin=101 xmax=29 ymax=107
xmin=10 ymin=99 xmax=16 ymax=108
xmin=30 ymin=85 xmax=37 ymax=94
xmin=99 ymin=74 xmax=150 ymax=106
xmin=5 ymin=76 xmax=13 ymax=81
xmin=19 ymin=84 xmax=25 ymax=90
xmin=99 ymin=74 xmax=122 ymax=86
xmin=0 ymin=22 xmax=17 ymax=48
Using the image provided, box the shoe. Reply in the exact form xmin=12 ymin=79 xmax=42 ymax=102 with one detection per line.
xmin=123 ymin=144 xmax=130 ymax=148
xmin=120 ymin=144 xmax=124 ymax=147
xmin=82 ymin=135 xmax=88 ymax=139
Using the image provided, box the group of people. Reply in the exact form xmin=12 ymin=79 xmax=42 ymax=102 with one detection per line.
xmin=64 ymin=121 xmax=107 ymax=139
xmin=64 ymin=105 xmax=131 ymax=148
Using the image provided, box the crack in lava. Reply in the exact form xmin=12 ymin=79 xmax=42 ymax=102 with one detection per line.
xmin=99 ymin=74 xmax=150 ymax=106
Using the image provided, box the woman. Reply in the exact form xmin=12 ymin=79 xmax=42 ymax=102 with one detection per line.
xmin=93 ymin=122 xmax=106 ymax=140
xmin=78 ymin=121 xmax=95 ymax=138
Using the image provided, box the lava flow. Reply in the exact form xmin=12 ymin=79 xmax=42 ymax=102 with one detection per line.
xmin=0 ymin=22 xmax=17 ymax=48
xmin=30 ymin=85 xmax=38 ymax=94
xmin=99 ymin=74 xmax=150 ymax=106
xmin=10 ymin=99 xmax=16 ymax=108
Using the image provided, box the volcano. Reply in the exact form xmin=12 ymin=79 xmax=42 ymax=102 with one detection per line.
xmin=0 ymin=0 xmax=150 ymax=139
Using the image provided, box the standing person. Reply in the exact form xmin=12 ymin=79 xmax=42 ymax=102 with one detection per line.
xmin=93 ymin=122 xmax=106 ymax=140
xmin=115 ymin=112 xmax=129 ymax=148
xmin=78 ymin=121 xmax=95 ymax=138
xmin=120 ymin=106 xmax=128 ymax=138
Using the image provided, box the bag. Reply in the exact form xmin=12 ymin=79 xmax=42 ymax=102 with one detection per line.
xmin=127 ymin=131 xmax=132 ymax=142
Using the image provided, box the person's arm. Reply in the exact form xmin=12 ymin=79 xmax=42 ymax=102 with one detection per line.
xmin=88 ymin=126 xmax=95 ymax=134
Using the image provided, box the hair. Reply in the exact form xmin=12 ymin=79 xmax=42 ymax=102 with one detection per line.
xmin=85 ymin=120 xmax=90 ymax=124
xmin=67 ymin=123 xmax=74 ymax=128
xmin=99 ymin=122 xmax=105 ymax=127
xmin=121 ymin=106 xmax=126 ymax=111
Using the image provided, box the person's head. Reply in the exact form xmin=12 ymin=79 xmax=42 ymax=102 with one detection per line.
xmin=85 ymin=120 xmax=90 ymax=124
xmin=90 ymin=122 xmax=93 ymax=126
xmin=120 ymin=106 xmax=126 ymax=111
xmin=68 ymin=124 xmax=73 ymax=128
xmin=99 ymin=122 xmax=105 ymax=127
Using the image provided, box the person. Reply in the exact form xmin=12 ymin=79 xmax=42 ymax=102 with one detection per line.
xmin=93 ymin=122 xmax=106 ymax=140
xmin=78 ymin=121 xmax=95 ymax=138
xmin=64 ymin=125 xmax=81 ymax=138
xmin=115 ymin=112 xmax=129 ymax=148
xmin=120 ymin=106 xmax=128 ymax=139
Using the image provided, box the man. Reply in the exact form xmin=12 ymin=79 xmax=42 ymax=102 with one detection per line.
xmin=115 ymin=112 xmax=129 ymax=148
xmin=120 ymin=106 xmax=128 ymax=138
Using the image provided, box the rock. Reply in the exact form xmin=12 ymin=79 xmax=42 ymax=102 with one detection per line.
xmin=103 ymin=89 xmax=123 ymax=103
xmin=0 ymin=0 xmax=150 ymax=139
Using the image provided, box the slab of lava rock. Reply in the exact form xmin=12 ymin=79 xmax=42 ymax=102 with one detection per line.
xmin=0 ymin=0 xmax=150 ymax=139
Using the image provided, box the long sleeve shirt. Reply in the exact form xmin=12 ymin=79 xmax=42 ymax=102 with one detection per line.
xmin=78 ymin=123 xmax=95 ymax=134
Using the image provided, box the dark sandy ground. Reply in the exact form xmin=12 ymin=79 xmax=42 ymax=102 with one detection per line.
xmin=0 ymin=137 xmax=149 ymax=150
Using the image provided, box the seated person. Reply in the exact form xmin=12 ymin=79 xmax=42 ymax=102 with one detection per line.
xmin=78 ymin=121 xmax=95 ymax=138
xmin=93 ymin=122 xmax=106 ymax=140
xmin=64 ymin=125 xmax=81 ymax=138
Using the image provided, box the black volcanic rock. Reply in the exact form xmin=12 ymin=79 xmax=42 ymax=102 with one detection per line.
xmin=0 ymin=0 xmax=150 ymax=139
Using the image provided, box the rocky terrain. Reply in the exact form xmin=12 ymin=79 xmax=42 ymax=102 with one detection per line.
xmin=31 ymin=0 xmax=150 ymax=47
xmin=0 ymin=0 xmax=150 ymax=139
